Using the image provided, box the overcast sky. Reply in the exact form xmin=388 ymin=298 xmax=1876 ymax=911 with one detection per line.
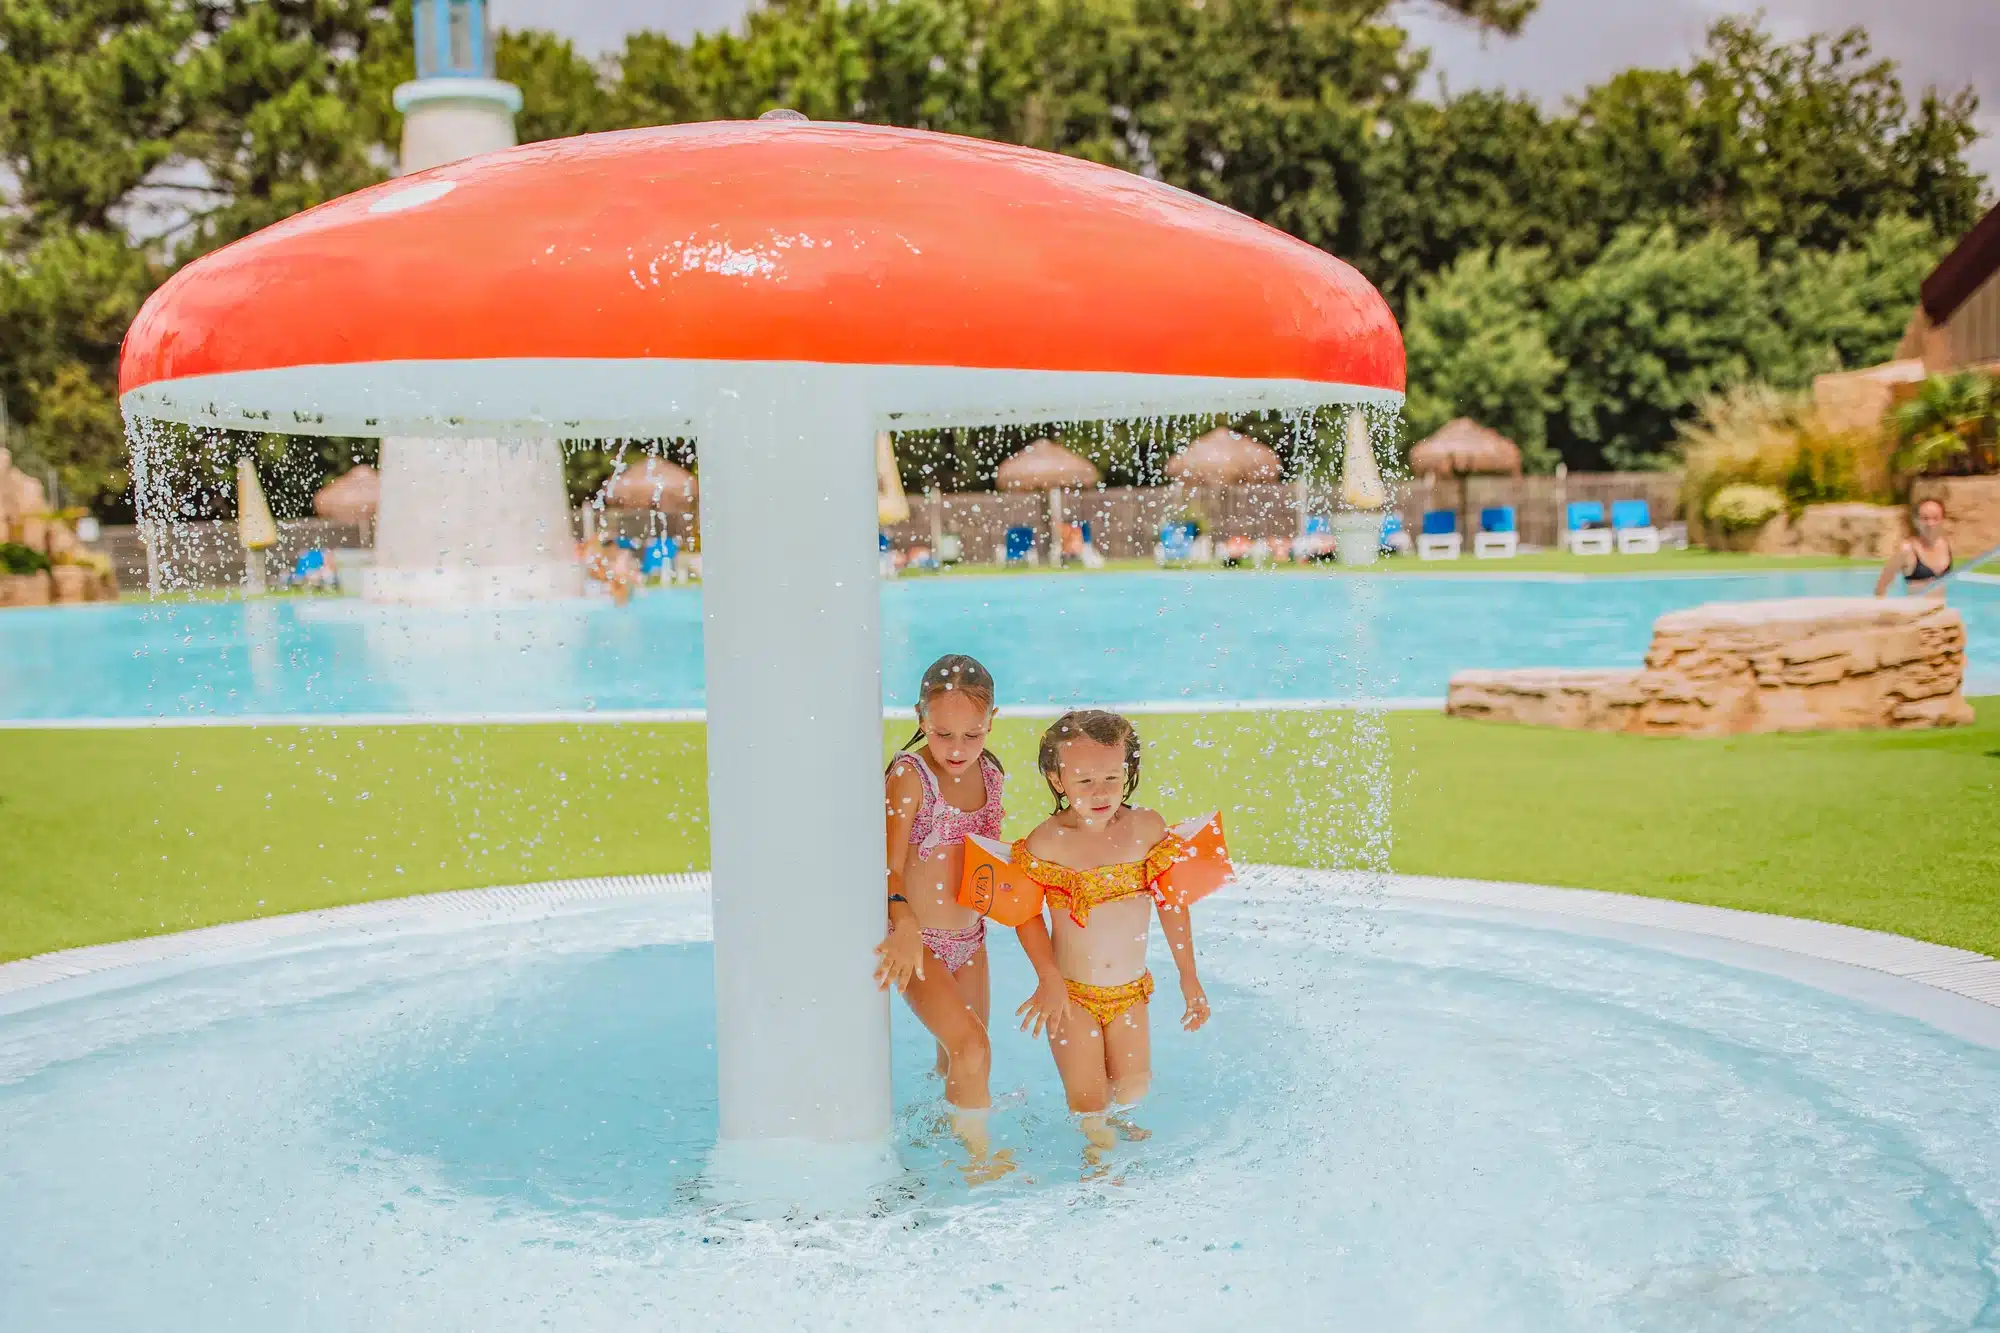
xmin=489 ymin=0 xmax=1999 ymax=189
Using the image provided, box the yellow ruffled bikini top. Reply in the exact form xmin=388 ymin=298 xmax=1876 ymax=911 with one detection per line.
xmin=1010 ymin=835 xmax=1187 ymax=927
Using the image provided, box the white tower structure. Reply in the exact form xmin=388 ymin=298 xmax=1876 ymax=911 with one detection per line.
xmin=367 ymin=0 xmax=581 ymax=604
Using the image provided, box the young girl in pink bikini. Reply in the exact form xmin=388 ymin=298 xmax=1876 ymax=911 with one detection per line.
xmin=1010 ymin=710 xmax=1211 ymax=1165
xmin=874 ymin=654 xmax=1011 ymax=1179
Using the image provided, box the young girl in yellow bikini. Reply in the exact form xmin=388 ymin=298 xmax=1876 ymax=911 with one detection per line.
xmin=1010 ymin=710 xmax=1211 ymax=1161
xmin=874 ymin=654 xmax=1012 ymax=1181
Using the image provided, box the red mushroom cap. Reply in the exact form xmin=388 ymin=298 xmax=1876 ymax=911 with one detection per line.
xmin=122 ymin=122 xmax=1403 ymax=436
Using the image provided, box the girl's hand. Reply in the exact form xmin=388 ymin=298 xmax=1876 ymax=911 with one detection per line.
xmin=1180 ymin=975 xmax=1211 ymax=1032
xmin=873 ymin=921 xmax=925 ymax=992
xmin=1017 ymin=976 xmax=1069 ymax=1039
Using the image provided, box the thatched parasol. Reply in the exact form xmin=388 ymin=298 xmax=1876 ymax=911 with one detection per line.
xmin=1409 ymin=418 xmax=1521 ymax=539
xmin=603 ymin=457 xmax=698 ymax=511
xmin=313 ymin=463 xmax=380 ymax=525
xmin=1407 ymin=419 xmax=1522 ymax=478
xmin=1167 ymin=428 xmax=1281 ymax=485
xmin=996 ymin=438 xmax=1101 ymax=492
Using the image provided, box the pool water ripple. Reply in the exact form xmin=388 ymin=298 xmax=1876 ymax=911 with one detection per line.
xmin=1 ymin=894 xmax=1996 ymax=1331
xmin=2 ymin=569 xmax=1992 ymax=721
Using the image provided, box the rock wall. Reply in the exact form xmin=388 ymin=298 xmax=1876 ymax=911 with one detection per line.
xmin=1749 ymin=503 xmax=1904 ymax=559
xmin=1447 ymin=597 xmax=1974 ymax=736
xmin=0 ymin=448 xmax=118 ymax=604
xmin=1811 ymin=358 xmax=1927 ymax=434
xmin=1694 ymin=502 xmax=1903 ymax=559
xmin=0 ymin=448 xmax=51 ymax=538
xmin=0 ymin=572 xmax=53 ymax=608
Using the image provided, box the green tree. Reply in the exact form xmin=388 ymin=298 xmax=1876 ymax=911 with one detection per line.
xmin=615 ymin=0 xmax=998 ymax=128
xmin=1400 ymin=246 xmax=1565 ymax=469
xmin=1547 ymin=224 xmax=1785 ymax=471
xmin=1769 ymin=212 xmax=1947 ymax=380
xmin=1563 ymin=20 xmax=1983 ymax=259
xmin=498 ymin=29 xmax=616 ymax=144
xmin=0 ymin=230 xmax=159 ymax=508
xmin=3 ymin=0 xmax=1989 ymax=514
xmin=1359 ymin=89 xmax=1581 ymax=309
xmin=614 ymin=0 xmax=1539 ymax=282
xmin=0 ymin=0 xmax=406 ymax=517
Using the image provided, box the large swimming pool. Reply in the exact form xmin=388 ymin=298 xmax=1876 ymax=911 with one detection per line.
xmin=1 ymin=569 xmax=1994 ymax=722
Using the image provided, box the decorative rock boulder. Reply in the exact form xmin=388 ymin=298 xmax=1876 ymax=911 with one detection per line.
xmin=0 ymin=571 xmax=53 ymax=608
xmin=50 ymin=565 xmax=90 ymax=603
xmin=1445 ymin=668 xmax=1650 ymax=732
xmin=1448 ymin=596 xmax=1975 ymax=735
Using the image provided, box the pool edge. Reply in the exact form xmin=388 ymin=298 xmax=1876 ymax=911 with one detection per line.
xmin=0 ymin=698 xmax=1450 ymax=728
xmin=5 ymin=868 xmax=1995 ymax=1025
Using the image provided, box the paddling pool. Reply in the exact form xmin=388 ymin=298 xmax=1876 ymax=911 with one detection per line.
xmin=2 ymin=878 xmax=1995 ymax=1332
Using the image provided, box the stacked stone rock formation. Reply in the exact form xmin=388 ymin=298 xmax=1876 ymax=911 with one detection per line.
xmin=1749 ymin=503 xmax=1904 ymax=559
xmin=1448 ymin=597 xmax=1975 ymax=735
xmin=0 ymin=448 xmax=118 ymax=607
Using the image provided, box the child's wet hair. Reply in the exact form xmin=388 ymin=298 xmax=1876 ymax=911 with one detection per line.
xmin=892 ymin=653 xmax=1003 ymax=771
xmin=1037 ymin=710 xmax=1141 ymax=813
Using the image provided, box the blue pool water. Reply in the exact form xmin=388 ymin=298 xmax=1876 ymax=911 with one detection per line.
xmin=2 ymin=891 xmax=1995 ymax=1331
xmin=2 ymin=570 xmax=1993 ymax=721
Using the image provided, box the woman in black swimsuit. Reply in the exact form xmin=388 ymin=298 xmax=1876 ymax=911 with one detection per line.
xmin=1875 ymin=497 xmax=1952 ymax=597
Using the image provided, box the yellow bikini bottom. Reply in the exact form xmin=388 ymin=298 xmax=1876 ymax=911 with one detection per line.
xmin=1064 ymin=971 xmax=1155 ymax=1028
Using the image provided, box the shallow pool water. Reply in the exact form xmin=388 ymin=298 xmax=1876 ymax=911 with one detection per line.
xmin=2 ymin=568 xmax=1993 ymax=722
xmin=3 ymin=891 xmax=1995 ymax=1331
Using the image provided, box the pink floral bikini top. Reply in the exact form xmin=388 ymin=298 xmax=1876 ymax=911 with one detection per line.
xmin=895 ymin=751 xmax=1005 ymax=862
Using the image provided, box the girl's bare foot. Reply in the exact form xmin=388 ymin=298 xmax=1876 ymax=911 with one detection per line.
xmin=961 ymin=1148 xmax=1017 ymax=1186
xmin=1076 ymin=1112 xmax=1117 ymax=1176
xmin=952 ymin=1108 xmax=1016 ymax=1185
xmin=1107 ymin=1112 xmax=1151 ymax=1142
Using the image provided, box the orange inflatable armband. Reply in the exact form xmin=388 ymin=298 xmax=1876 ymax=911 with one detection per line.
xmin=1155 ymin=812 xmax=1235 ymax=909
xmin=958 ymin=835 xmax=1047 ymax=928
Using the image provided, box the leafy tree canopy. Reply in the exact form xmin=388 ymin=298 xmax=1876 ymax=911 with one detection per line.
xmin=0 ymin=0 xmax=1986 ymax=510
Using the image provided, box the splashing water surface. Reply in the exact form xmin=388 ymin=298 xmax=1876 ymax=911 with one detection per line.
xmin=2 ymin=889 xmax=1995 ymax=1332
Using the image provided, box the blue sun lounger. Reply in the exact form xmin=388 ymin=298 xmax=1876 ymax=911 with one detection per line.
xmin=1566 ymin=501 xmax=1612 ymax=555
xmin=1612 ymin=499 xmax=1660 ymax=554
xmin=1475 ymin=506 xmax=1518 ymax=558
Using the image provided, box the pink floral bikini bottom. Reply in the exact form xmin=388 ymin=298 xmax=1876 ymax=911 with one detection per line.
xmin=920 ymin=920 xmax=987 ymax=975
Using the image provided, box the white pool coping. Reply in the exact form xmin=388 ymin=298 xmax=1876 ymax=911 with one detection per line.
xmin=4 ymin=868 xmax=1996 ymax=1047
xmin=0 ymin=698 xmax=1448 ymax=729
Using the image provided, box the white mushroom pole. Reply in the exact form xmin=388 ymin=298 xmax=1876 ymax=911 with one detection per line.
xmin=697 ymin=374 xmax=895 ymax=1208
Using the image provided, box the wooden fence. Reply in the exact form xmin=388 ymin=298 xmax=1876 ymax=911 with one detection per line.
xmin=100 ymin=518 xmax=370 ymax=591
xmin=96 ymin=471 xmax=1686 ymax=589
xmin=1398 ymin=472 xmax=1685 ymax=551
xmin=884 ymin=472 xmax=1685 ymax=559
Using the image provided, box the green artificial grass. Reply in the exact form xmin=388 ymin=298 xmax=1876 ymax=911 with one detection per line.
xmin=4 ymin=705 xmax=1995 ymax=963
xmin=116 ymin=548 xmax=1875 ymax=602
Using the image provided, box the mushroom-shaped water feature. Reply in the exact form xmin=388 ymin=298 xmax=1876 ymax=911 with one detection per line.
xmin=119 ymin=120 xmax=1402 ymax=1206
